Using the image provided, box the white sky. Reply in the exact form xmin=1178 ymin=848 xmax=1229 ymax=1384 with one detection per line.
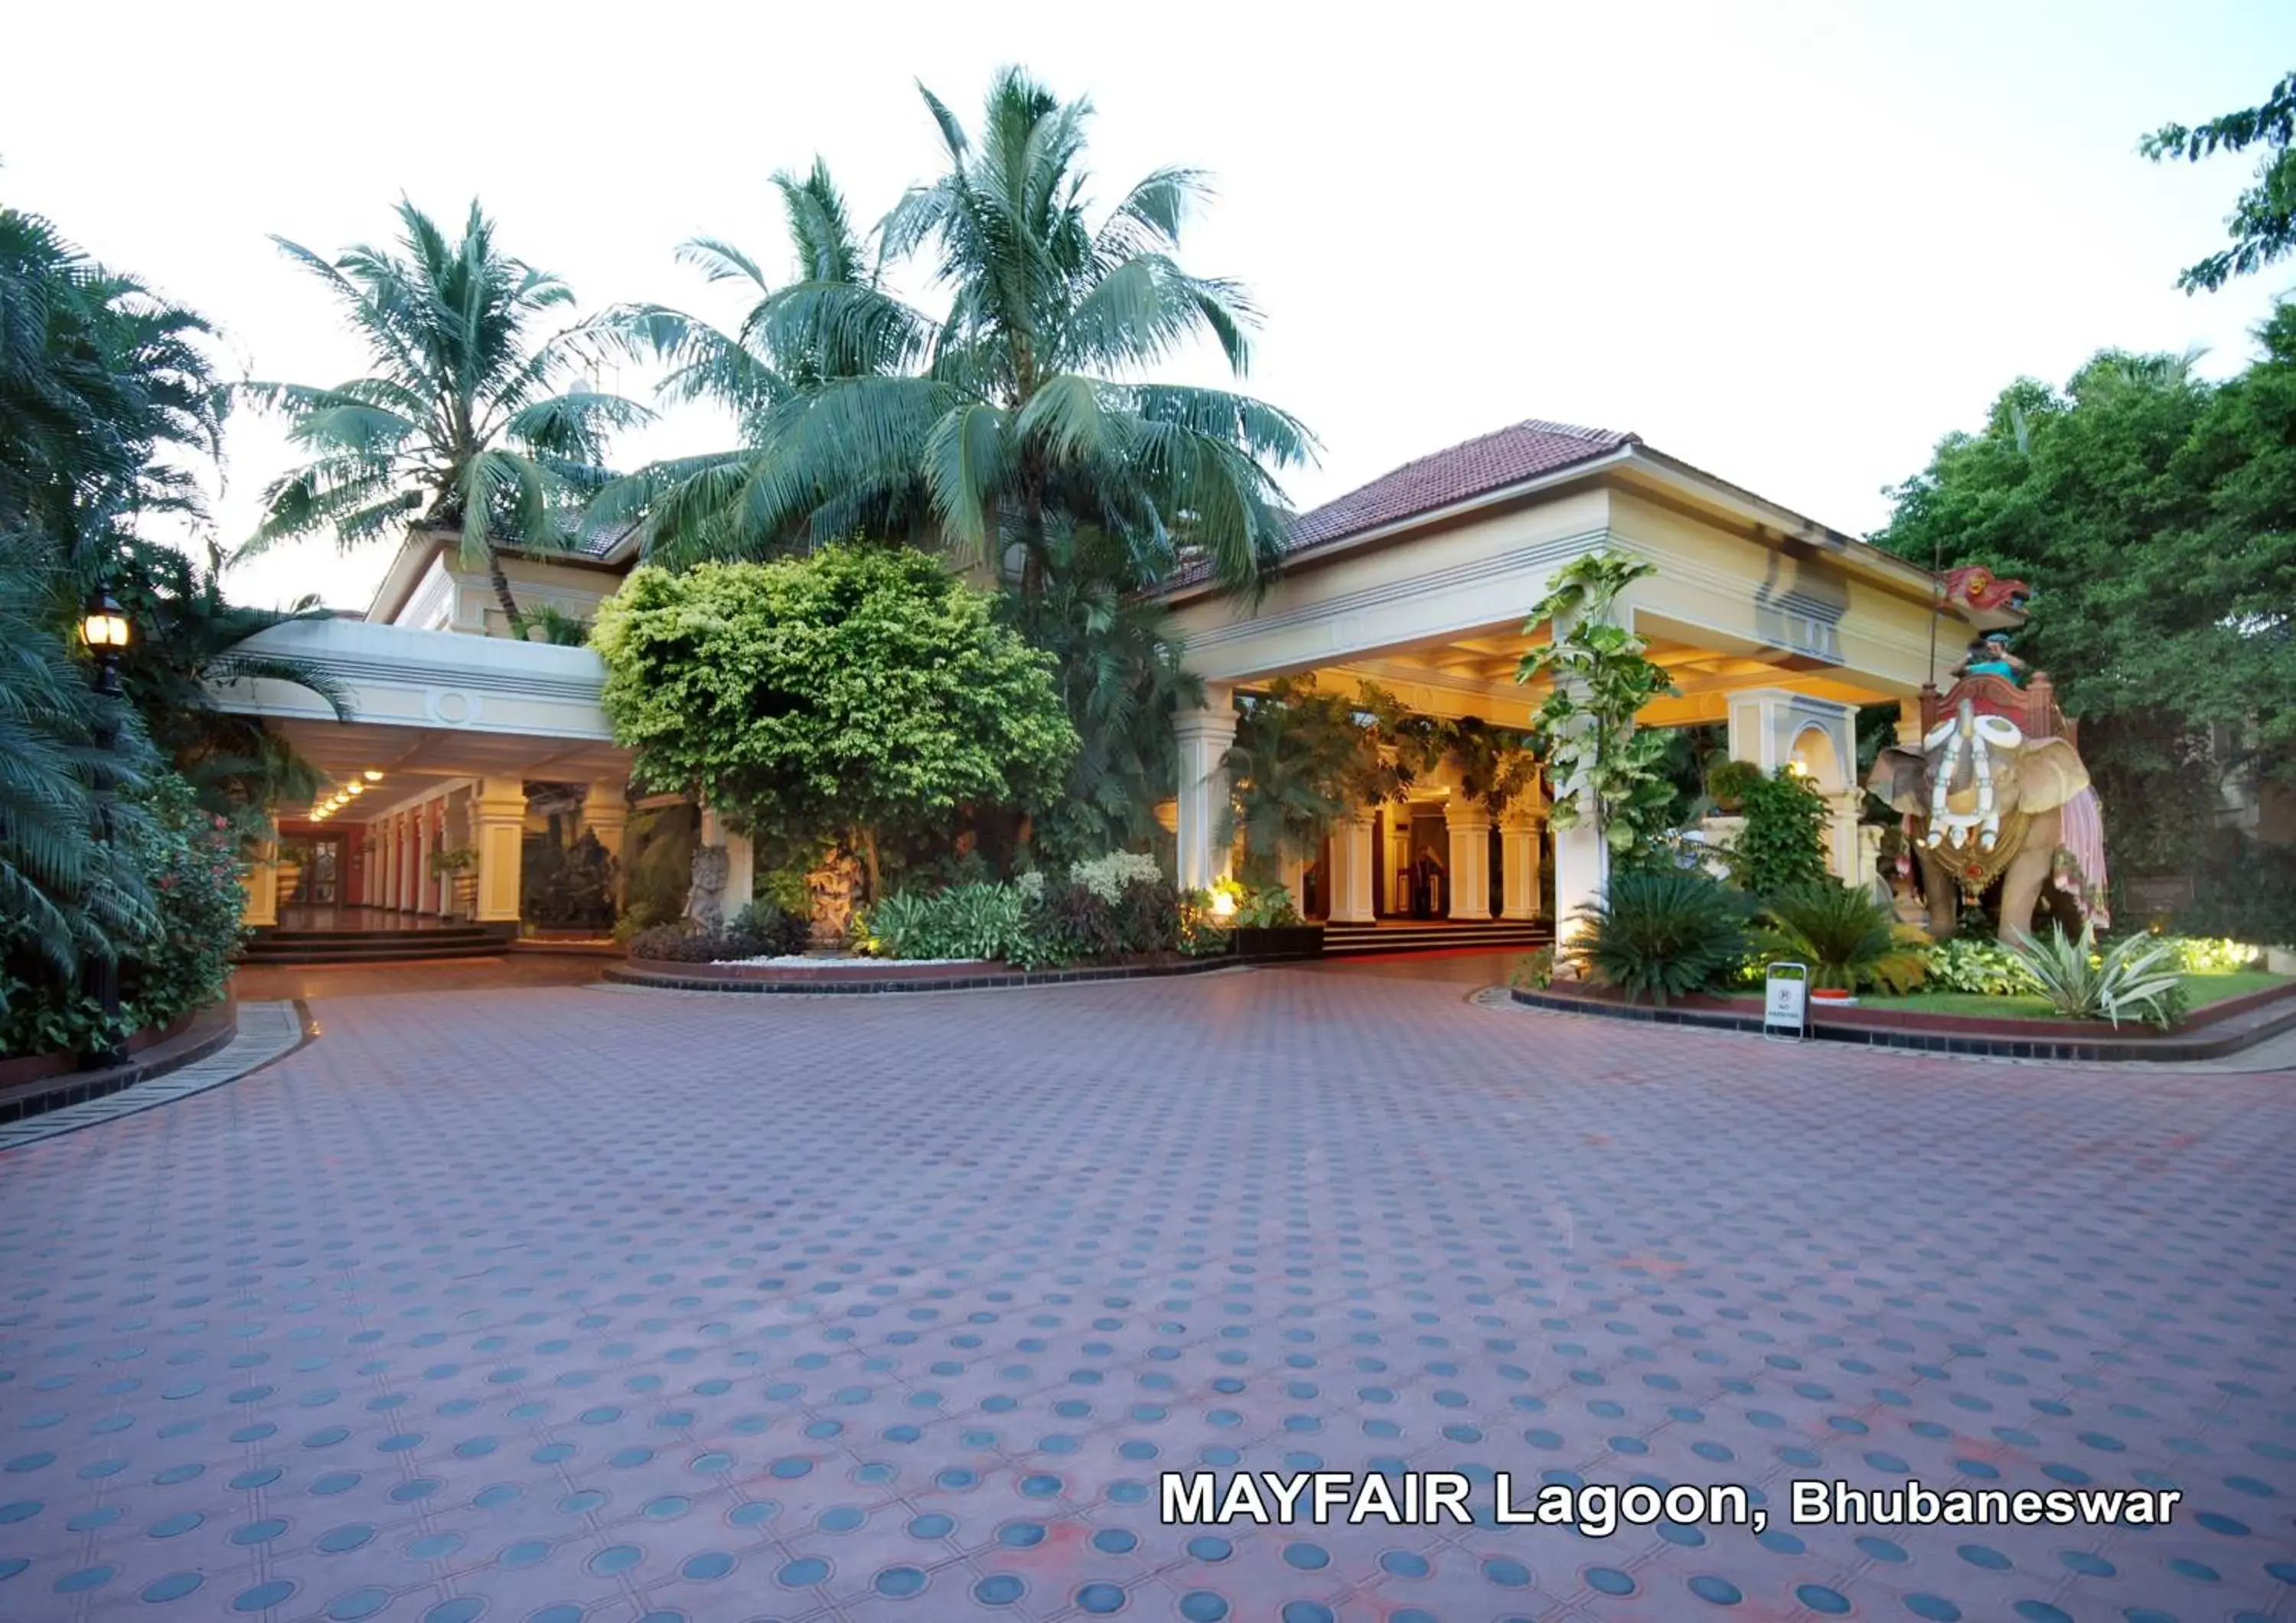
xmin=6 ymin=0 xmax=2292 ymax=612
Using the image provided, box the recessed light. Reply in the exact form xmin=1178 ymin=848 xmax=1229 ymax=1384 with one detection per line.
xmin=363 ymin=770 xmax=383 ymax=782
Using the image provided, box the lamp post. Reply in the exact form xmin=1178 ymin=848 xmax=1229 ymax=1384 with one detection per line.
xmin=79 ymin=585 xmax=132 ymax=1067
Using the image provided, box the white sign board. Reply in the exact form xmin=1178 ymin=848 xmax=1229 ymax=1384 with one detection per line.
xmin=1763 ymin=962 xmax=1810 ymax=1041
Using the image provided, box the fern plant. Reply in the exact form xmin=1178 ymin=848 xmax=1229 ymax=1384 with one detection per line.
xmin=1569 ymin=868 xmax=1755 ymax=1005
xmin=1759 ymin=881 xmax=1931 ymax=993
xmin=2000 ymin=924 xmax=2188 ymax=1029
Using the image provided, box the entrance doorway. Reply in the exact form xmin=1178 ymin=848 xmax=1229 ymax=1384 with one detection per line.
xmin=283 ymin=836 xmax=343 ymax=906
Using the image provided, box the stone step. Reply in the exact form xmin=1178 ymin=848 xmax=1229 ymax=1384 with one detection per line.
xmin=238 ymin=927 xmax=510 ymax=965
xmin=1322 ymin=921 xmax=1550 ymax=956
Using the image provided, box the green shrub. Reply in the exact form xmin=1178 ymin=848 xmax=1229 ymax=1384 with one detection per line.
xmin=1758 ymin=881 xmax=1932 ymax=994
xmin=865 ymin=883 xmax=1033 ymax=962
xmin=1177 ymin=890 xmax=1236 ymax=958
xmin=2161 ymin=935 xmax=2262 ymax=974
xmin=1570 ymin=868 xmax=1756 ymax=1005
xmin=2000 ymin=924 xmax=2187 ymax=1029
xmin=1028 ymin=877 xmax=1182 ymax=965
xmin=1509 ymin=946 xmax=1557 ymax=991
xmin=1070 ymin=851 xmax=1165 ymax=902
xmin=1704 ymin=759 xmax=1763 ymax=811
xmin=1728 ymin=768 xmax=1830 ymax=896
xmin=626 ymin=900 xmax=810 ymax=963
xmin=1 ymin=770 xmax=244 ymax=1060
xmin=1926 ymin=936 xmax=2041 ymax=996
xmin=727 ymin=901 xmax=812 ymax=957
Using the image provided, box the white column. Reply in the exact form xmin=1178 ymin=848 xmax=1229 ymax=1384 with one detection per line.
xmin=415 ymin=800 xmax=436 ymax=914
xmin=1828 ymin=791 xmax=1864 ymax=885
xmin=1329 ymin=812 xmax=1376 ymax=924
xmin=700 ymin=806 xmax=755 ymax=916
xmin=1279 ymin=849 xmax=1309 ymax=917
xmin=1387 ymin=800 xmax=1417 ymax=916
xmin=1443 ymin=799 xmax=1493 ymax=920
xmin=1551 ymin=816 xmax=1610 ymax=960
xmin=1499 ymin=799 xmax=1545 ymax=920
xmin=471 ymin=778 xmax=527 ymax=925
xmin=585 ymin=782 xmax=631 ymax=908
xmin=399 ymin=812 xmax=419 ymax=912
xmin=241 ymin=840 xmax=279 ymax=929
xmin=441 ymin=788 xmax=472 ymax=918
xmin=380 ymin=815 xmax=400 ymax=912
xmin=1173 ymin=688 xmax=1238 ymax=893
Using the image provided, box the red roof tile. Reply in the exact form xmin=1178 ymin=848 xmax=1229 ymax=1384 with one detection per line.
xmin=1280 ymin=418 xmax=1636 ymax=557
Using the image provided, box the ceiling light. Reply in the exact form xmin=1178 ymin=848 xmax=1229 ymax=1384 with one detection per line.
xmin=346 ymin=782 xmax=365 ymax=795
xmin=363 ymin=769 xmax=383 ymax=782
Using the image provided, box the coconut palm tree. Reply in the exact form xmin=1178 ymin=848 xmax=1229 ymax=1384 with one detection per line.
xmin=240 ymin=200 xmax=649 ymax=631
xmin=582 ymin=161 xmax=927 ymax=560
xmin=592 ymin=69 xmax=1313 ymax=596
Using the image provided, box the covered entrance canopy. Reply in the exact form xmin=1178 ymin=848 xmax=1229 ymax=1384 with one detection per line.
xmin=209 ymin=618 xmax=631 ymax=929
xmin=1162 ymin=420 xmax=1968 ymax=930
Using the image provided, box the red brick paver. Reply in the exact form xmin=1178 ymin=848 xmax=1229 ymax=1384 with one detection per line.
xmin=0 ymin=958 xmax=2288 ymax=1622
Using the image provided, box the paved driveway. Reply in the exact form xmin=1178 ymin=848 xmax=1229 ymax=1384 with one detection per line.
xmin=1 ymin=959 xmax=2289 ymax=1622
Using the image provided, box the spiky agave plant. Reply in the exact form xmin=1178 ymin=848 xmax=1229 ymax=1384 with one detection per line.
xmin=2001 ymin=923 xmax=2187 ymax=1029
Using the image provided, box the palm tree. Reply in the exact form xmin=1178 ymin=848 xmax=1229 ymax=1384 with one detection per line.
xmin=240 ymin=200 xmax=649 ymax=632
xmin=593 ymin=69 xmax=1313 ymax=596
xmin=1 ymin=206 xmax=225 ymax=541
xmin=582 ymin=161 xmax=925 ymax=559
xmin=0 ymin=550 xmax=154 ymax=1015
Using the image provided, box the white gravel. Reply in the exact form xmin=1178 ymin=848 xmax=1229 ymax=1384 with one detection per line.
xmin=717 ymin=954 xmax=990 ymax=968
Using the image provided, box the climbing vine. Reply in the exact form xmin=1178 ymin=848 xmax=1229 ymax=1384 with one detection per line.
xmin=1515 ymin=553 xmax=1679 ymax=856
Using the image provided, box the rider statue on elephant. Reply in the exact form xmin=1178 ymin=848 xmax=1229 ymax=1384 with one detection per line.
xmin=1865 ymin=567 xmax=2111 ymax=942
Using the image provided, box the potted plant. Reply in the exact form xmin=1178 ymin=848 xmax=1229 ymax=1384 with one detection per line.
xmin=429 ymin=846 xmax=479 ymax=919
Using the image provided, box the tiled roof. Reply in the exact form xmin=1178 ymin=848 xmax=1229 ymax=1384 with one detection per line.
xmin=1279 ymin=418 xmax=1637 ymax=557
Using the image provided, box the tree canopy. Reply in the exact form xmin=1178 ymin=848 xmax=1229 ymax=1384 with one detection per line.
xmin=240 ymin=200 xmax=650 ymax=630
xmin=2143 ymin=69 xmax=2296 ymax=292
xmin=591 ymin=544 xmax=1078 ymax=895
xmin=1871 ymin=315 xmax=2296 ymax=932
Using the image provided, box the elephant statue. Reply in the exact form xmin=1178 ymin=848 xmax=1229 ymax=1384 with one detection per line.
xmin=1867 ymin=694 xmax=2092 ymax=942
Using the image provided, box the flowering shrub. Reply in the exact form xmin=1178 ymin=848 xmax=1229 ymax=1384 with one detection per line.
xmin=0 ymin=769 xmax=246 ymax=1059
xmin=119 ymin=776 xmax=249 ymax=1034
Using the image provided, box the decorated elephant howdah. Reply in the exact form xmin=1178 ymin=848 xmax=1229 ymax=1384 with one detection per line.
xmin=1869 ymin=689 xmax=2106 ymax=941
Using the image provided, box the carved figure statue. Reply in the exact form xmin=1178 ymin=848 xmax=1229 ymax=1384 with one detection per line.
xmin=1867 ymin=690 xmax=2094 ymax=941
xmin=806 ymin=849 xmax=864 ymax=949
xmin=1952 ymin=630 xmax=2029 ymax=687
xmin=685 ymin=844 xmax=730 ymax=929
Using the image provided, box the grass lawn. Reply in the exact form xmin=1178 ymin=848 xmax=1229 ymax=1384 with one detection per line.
xmin=1722 ymin=971 xmax=2287 ymax=1022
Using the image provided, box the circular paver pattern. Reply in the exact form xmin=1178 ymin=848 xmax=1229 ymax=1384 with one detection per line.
xmin=0 ymin=957 xmax=2288 ymax=1619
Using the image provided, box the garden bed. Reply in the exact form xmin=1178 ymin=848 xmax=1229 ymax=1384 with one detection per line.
xmin=0 ymin=999 xmax=240 ymax=1124
xmin=608 ymin=951 xmax=1239 ymax=995
xmin=1511 ymin=974 xmax=2296 ymax=1062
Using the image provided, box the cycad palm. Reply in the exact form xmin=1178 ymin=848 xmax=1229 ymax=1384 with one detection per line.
xmin=240 ymin=200 xmax=648 ymax=631
xmin=595 ymin=70 xmax=1313 ymax=594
